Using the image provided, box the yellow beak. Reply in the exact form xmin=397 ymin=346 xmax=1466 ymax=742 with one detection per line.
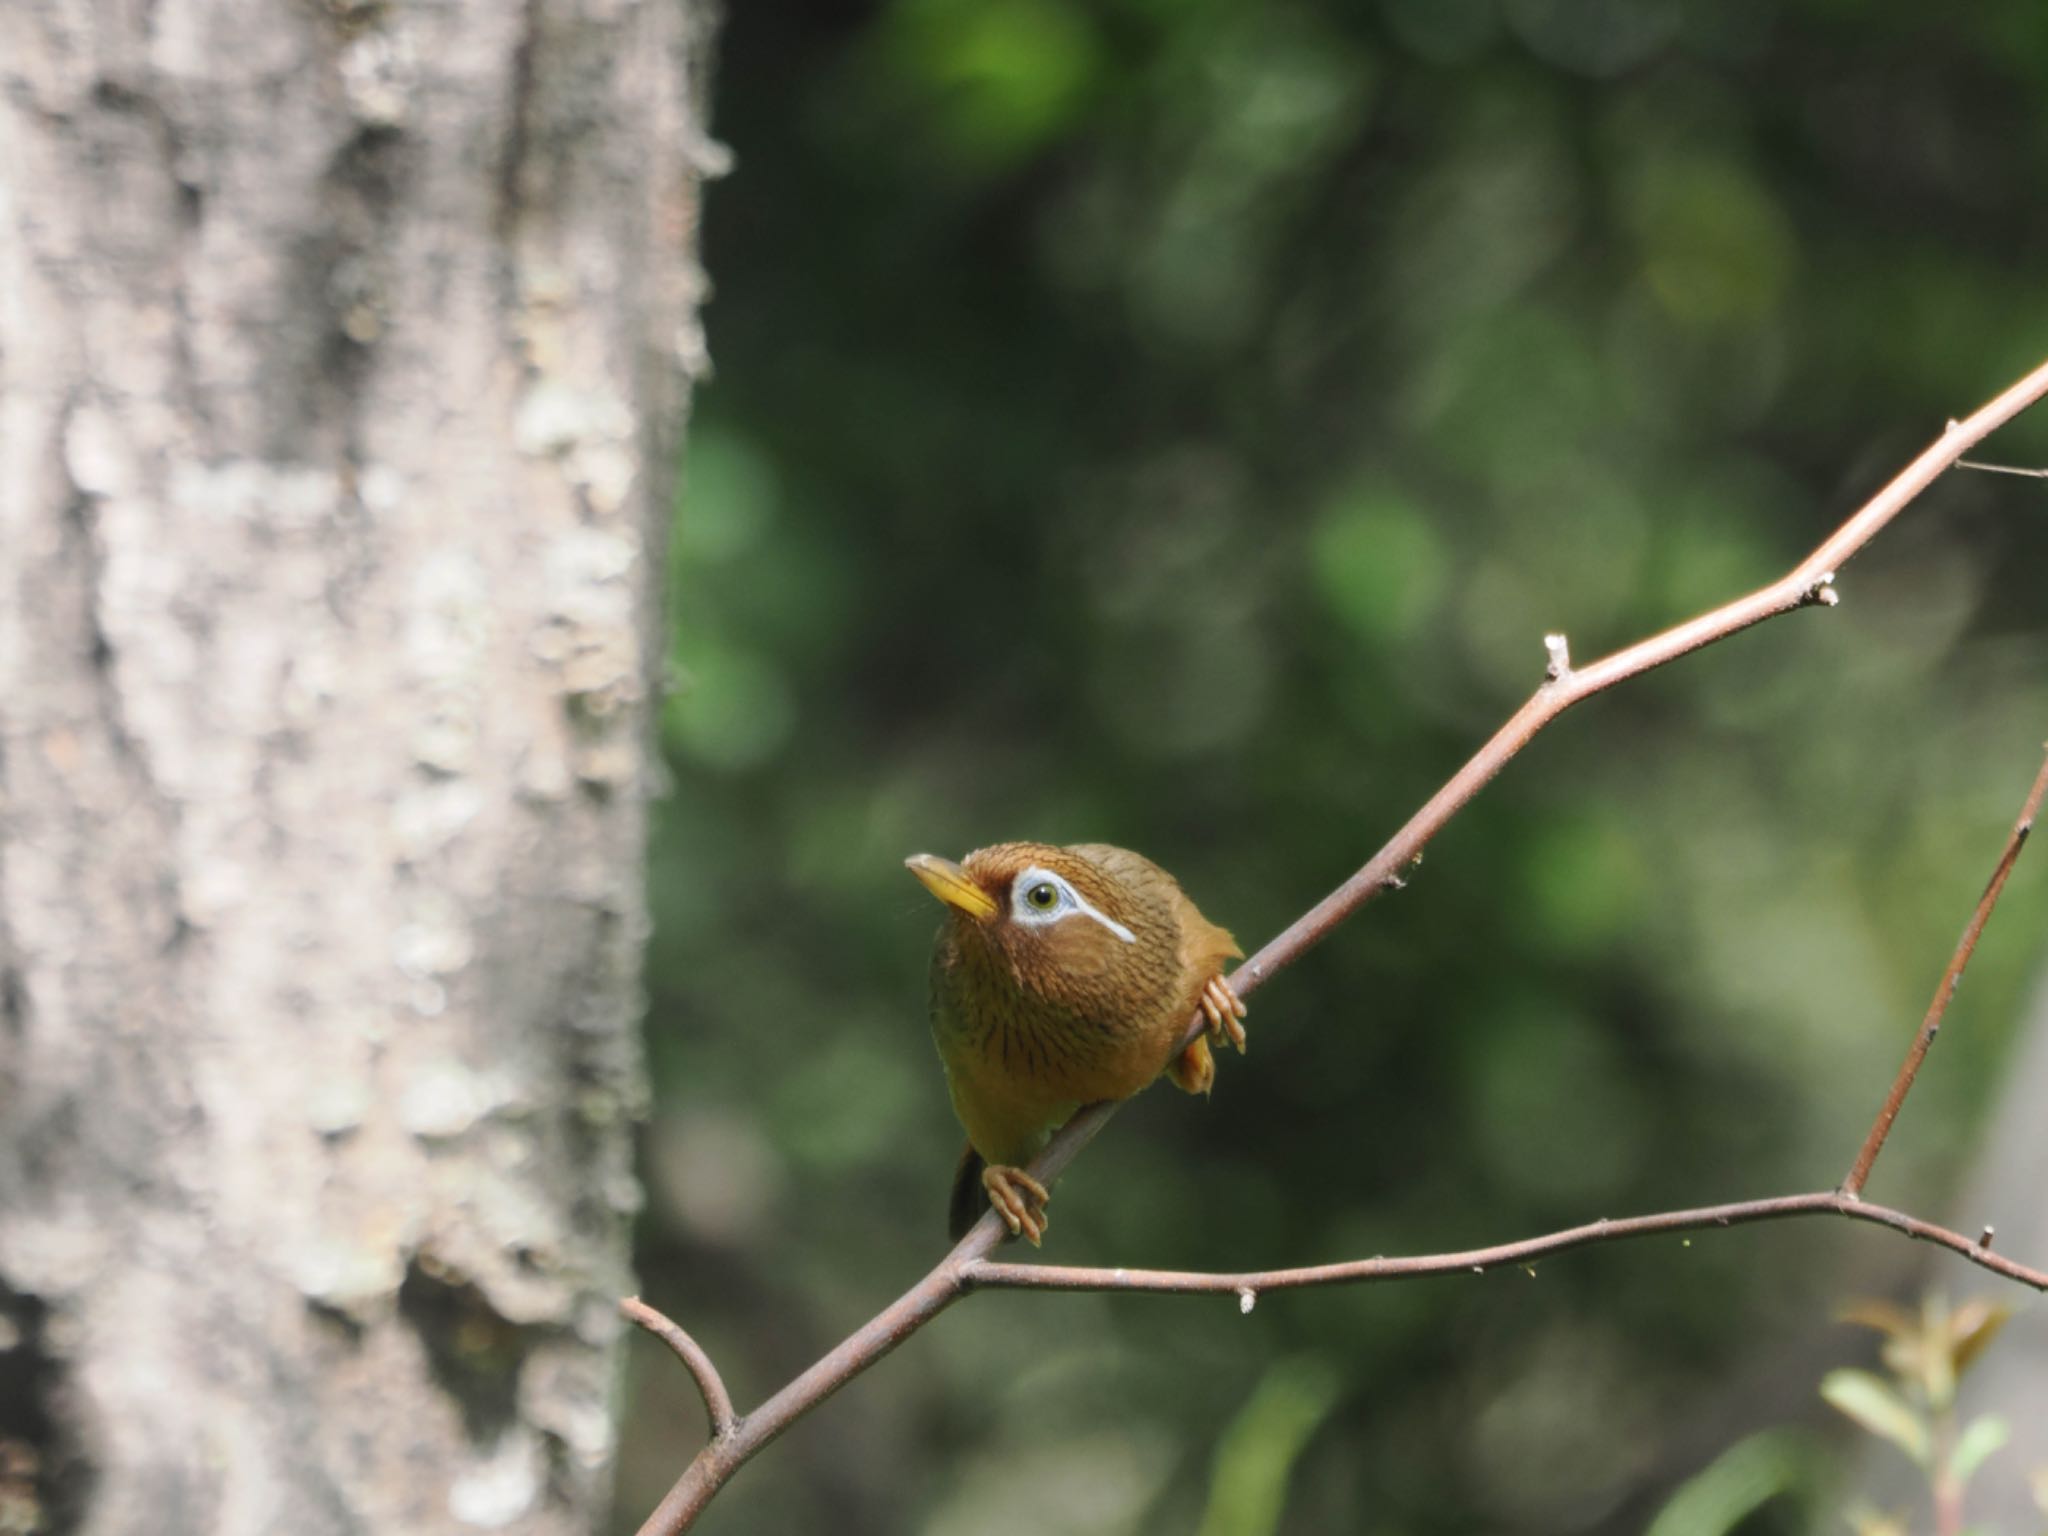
xmin=905 ymin=853 xmax=999 ymax=922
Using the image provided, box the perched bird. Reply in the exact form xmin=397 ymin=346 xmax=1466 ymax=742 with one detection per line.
xmin=906 ymin=841 xmax=1247 ymax=1245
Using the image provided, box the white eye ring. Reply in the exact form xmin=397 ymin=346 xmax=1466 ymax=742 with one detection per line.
xmin=1009 ymin=867 xmax=1135 ymax=944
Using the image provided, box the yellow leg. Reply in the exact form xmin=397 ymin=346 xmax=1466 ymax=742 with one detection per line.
xmin=1199 ymin=974 xmax=1248 ymax=1054
xmin=983 ymin=1165 xmax=1050 ymax=1246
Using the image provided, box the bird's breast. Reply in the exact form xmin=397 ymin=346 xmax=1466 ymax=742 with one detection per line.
xmin=929 ymin=928 xmax=1182 ymax=1109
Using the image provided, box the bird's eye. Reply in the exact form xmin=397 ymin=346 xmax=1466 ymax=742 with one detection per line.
xmin=1025 ymin=882 xmax=1059 ymax=911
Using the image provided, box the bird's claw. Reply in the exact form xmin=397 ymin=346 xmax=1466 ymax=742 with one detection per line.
xmin=983 ymin=1165 xmax=1050 ymax=1246
xmin=1199 ymin=974 xmax=1248 ymax=1054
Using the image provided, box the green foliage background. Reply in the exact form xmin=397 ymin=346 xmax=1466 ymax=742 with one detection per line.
xmin=620 ymin=1 xmax=2048 ymax=1530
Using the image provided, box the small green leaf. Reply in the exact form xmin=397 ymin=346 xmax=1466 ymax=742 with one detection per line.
xmin=1821 ymin=1370 xmax=1929 ymax=1465
xmin=1951 ymin=1415 xmax=2009 ymax=1488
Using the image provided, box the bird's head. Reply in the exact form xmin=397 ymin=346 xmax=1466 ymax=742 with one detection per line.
xmin=905 ymin=842 xmax=1170 ymax=1007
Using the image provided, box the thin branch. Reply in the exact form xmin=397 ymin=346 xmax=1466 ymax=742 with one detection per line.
xmin=630 ymin=358 xmax=2048 ymax=1535
xmin=1956 ymin=458 xmax=2048 ymax=478
xmin=960 ymin=1192 xmax=2048 ymax=1297
xmin=1840 ymin=746 xmax=2048 ymax=1197
xmin=623 ymin=1296 xmax=738 ymax=1442
xmin=1187 ymin=359 xmax=2048 ymax=1050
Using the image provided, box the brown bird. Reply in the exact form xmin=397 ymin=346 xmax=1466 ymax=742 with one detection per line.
xmin=906 ymin=841 xmax=1247 ymax=1245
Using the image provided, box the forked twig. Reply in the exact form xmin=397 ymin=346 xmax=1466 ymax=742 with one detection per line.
xmin=623 ymin=1296 xmax=737 ymax=1442
xmin=628 ymin=357 xmax=2048 ymax=1535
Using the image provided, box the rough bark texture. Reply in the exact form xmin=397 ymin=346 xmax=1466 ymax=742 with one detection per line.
xmin=0 ymin=2 xmax=716 ymax=1531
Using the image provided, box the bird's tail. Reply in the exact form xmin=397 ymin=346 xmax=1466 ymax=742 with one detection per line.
xmin=947 ymin=1143 xmax=987 ymax=1240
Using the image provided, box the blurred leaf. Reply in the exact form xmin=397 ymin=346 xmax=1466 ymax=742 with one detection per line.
xmin=1405 ymin=302 xmax=1607 ymax=473
xmin=664 ymin=646 xmax=797 ymax=772
xmin=1843 ymin=1505 xmax=1909 ymax=1536
xmin=1387 ymin=91 xmax=1579 ymax=328
xmin=1383 ymin=0 xmax=1500 ymax=67
xmin=1310 ymin=485 xmax=1446 ymax=645
xmin=1118 ymin=3 xmax=1375 ymax=348
xmin=880 ymin=0 xmax=1103 ymax=170
xmin=1874 ymin=1330 xmax=1926 ymax=1396
xmin=1519 ymin=810 xmax=1650 ymax=952
xmin=1921 ymin=1292 xmax=1955 ymax=1410
xmin=1949 ymin=1300 xmax=2014 ymax=1378
xmin=1838 ymin=1299 xmax=1917 ymax=1342
xmin=1821 ymin=1370 xmax=1928 ymax=1465
xmin=1503 ymin=0 xmax=1682 ymax=76
xmin=1193 ymin=1357 xmax=1343 ymax=1536
xmin=1622 ymin=152 xmax=1795 ymax=330
xmin=1951 ymin=1414 xmax=2009 ymax=1488
xmin=676 ymin=424 xmax=778 ymax=567
xmin=1643 ymin=1429 xmax=1811 ymax=1536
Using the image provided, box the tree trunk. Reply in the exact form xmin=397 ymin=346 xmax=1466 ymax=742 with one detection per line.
xmin=0 ymin=3 xmax=715 ymax=1532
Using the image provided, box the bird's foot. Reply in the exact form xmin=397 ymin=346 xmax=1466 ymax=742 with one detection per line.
xmin=1199 ymin=974 xmax=1248 ymax=1054
xmin=983 ymin=1165 xmax=1050 ymax=1246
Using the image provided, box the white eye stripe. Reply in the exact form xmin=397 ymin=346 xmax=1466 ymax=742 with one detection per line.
xmin=1010 ymin=867 xmax=1136 ymax=944
xmin=1077 ymin=899 xmax=1136 ymax=944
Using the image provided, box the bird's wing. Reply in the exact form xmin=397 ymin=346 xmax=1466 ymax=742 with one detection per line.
xmin=1174 ymin=887 xmax=1243 ymax=970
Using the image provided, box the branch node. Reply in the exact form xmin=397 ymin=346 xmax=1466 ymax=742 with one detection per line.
xmin=1806 ymin=571 xmax=1840 ymax=607
xmin=1980 ymin=1225 xmax=1996 ymax=1249
xmin=1237 ymin=1287 xmax=1256 ymax=1315
xmin=1543 ymin=632 xmax=1572 ymax=681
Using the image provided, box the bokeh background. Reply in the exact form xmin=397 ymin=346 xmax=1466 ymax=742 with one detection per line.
xmin=619 ymin=1 xmax=2048 ymax=1531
